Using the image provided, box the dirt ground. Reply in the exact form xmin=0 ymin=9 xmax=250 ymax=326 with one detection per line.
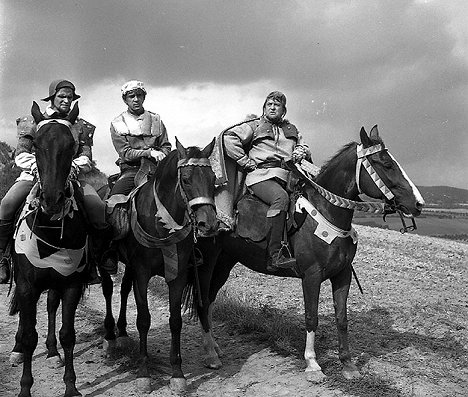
xmin=0 ymin=225 xmax=467 ymax=397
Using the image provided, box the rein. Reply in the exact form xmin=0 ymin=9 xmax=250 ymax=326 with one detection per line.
xmin=17 ymin=182 xmax=76 ymax=242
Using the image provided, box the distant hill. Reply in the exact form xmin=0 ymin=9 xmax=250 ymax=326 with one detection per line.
xmin=417 ymin=186 xmax=468 ymax=207
xmin=1 ymin=139 xmax=467 ymax=207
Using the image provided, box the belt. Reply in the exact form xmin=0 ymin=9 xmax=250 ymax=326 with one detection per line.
xmin=257 ymin=160 xmax=286 ymax=169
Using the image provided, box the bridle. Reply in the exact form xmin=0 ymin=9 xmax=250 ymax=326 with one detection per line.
xmin=294 ymin=142 xmax=417 ymax=233
xmin=355 ymin=143 xmax=416 ymax=233
xmin=151 ymin=157 xmax=215 ymax=241
xmin=26 ymin=119 xmax=76 ymax=238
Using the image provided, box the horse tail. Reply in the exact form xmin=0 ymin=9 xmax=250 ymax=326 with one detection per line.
xmin=9 ymin=286 xmax=19 ymax=315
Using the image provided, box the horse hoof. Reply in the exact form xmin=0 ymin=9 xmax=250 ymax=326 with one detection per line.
xmin=136 ymin=377 xmax=152 ymax=393
xmin=305 ymin=369 xmax=327 ymax=383
xmin=9 ymin=352 xmax=24 ymax=366
xmin=203 ymin=355 xmax=222 ymax=369
xmin=170 ymin=377 xmax=187 ymax=394
xmin=102 ymin=339 xmax=116 ymax=357
xmin=46 ymin=354 xmax=64 ymax=368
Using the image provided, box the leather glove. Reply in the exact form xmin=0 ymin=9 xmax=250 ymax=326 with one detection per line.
xmin=243 ymin=159 xmax=257 ymax=172
xmin=30 ymin=161 xmax=38 ymax=178
xmin=150 ymin=150 xmax=166 ymax=162
xmin=292 ymin=145 xmax=308 ymax=163
xmin=69 ymin=162 xmax=80 ymax=180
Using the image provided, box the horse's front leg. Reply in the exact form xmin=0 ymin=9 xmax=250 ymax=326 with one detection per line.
xmin=10 ymin=315 xmax=24 ymax=366
xmin=17 ymin=286 xmax=41 ymax=397
xmin=116 ymin=265 xmax=133 ymax=340
xmin=101 ymin=269 xmax=116 ymax=356
xmin=331 ymin=266 xmax=361 ymax=380
xmin=302 ymin=267 xmax=327 ymax=383
xmin=60 ymin=286 xmax=83 ymax=397
xmin=133 ymin=270 xmax=152 ymax=393
xmin=198 ymin=249 xmax=236 ymax=369
xmin=46 ymin=289 xmax=63 ymax=367
xmin=167 ymin=273 xmax=189 ymax=393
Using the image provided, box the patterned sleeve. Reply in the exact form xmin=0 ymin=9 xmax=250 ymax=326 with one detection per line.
xmin=15 ymin=116 xmax=36 ymax=157
xmin=75 ymin=118 xmax=95 ymax=160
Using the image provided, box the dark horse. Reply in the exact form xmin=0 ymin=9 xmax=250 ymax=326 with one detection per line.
xmin=197 ymin=125 xmax=425 ymax=382
xmin=100 ymin=138 xmax=218 ymax=393
xmin=9 ymin=102 xmax=88 ymax=397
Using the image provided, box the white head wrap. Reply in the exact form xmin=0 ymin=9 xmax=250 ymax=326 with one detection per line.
xmin=121 ymin=80 xmax=147 ymax=97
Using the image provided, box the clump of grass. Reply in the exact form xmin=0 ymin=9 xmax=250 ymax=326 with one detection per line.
xmin=212 ymin=289 xmax=302 ymax=354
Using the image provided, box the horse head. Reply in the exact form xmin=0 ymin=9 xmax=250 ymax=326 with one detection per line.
xmin=357 ymin=125 xmax=425 ymax=218
xmin=31 ymin=101 xmax=78 ymax=216
xmin=175 ymin=137 xmax=218 ymax=237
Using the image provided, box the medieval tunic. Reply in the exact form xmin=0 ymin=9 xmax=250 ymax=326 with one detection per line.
xmin=223 ymin=116 xmax=309 ymax=187
xmin=110 ymin=110 xmax=171 ymax=169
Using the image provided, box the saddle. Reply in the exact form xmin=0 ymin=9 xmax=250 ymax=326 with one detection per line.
xmin=235 ymin=190 xmax=307 ymax=243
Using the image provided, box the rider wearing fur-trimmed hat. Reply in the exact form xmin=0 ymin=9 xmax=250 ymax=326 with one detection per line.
xmin=0 ymin=79 xmax=108 ymax=284
xmin=223 ymin=90 xmax=311 ymax=272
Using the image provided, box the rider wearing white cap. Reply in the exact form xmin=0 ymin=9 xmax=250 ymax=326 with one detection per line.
xmin=101 ymin=80 xmax=172 ymax=275
xmin=109 ymin=80 xmax=172 ymax=196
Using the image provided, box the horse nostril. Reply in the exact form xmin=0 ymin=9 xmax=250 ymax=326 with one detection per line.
xmin=415 ymin=201 xmax=424 ymax=211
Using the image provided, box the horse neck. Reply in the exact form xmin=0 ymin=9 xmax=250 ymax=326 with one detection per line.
xmin=308 ymin=143 xmax=359 ymax=228
xmin=138 ymin=165 xmax=186 ymax=229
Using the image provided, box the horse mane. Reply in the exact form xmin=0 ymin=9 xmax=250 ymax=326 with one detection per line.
xmin=317 ymin=133 xmax=385 ymax=178
xmin=317 ymin=142 xmax=357 ymax=177
xmin=153 ymin=146 xmax=205 ymax=181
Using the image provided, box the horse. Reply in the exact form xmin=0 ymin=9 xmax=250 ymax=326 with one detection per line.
xmin=8 ymin=101 xmax=89 ymax=397
xmin=99 ymin=138 xmax=218 ymax=393
xmin=196 ymin=125 xmax=425 ymax=382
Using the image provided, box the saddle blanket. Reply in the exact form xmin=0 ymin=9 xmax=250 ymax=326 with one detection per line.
xmin=15 ymin=219 xmax=86 ymax=276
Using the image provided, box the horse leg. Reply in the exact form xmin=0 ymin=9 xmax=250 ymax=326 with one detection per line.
xmin=10 ymin=315 xmax=24 ymax=366
xmin=133 ymin=271 xmax=152 ymax=393
xmin=116 ymin=265 xmax=133 ymax=340
xmin=16 ymin=285 xmax=41 ymax=397
xmin=101 ymin=269 xmax=117 ymax=356
xmin=198 ymin=249 xmax=235 ymax=369
xmin=167 ymin=275 xmax=188 ymax=393
xmin=46 ymin=289 xmax=64 ymax=367
xmin=302 ymin=267 xmax=327 ymax=383
xmin=59 ymin=287 xmax=82 ymax=397
xmin=331 ymin=267 xmax=361 ymax=380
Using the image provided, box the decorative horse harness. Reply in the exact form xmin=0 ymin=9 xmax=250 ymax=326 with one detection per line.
xmin=14 ymin=119 xmax=86 ymax=275
xmin=295 ymin=142 xmax=417 ymax=243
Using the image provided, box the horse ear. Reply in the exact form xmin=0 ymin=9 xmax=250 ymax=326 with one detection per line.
xmin=175 ymin=137 xmax=187 ymax=159
xmin=31 ymin=101 xmax=44 ymax=124
xmin=360 ymin=126 xmax=372 ymax=147
xmin=201 ymin=137 xmax=216 ymax=158
xmin=369 ymin=125 xmax=380 ymax=140
xmin=67 ymin=102 xmax=79 ymax=124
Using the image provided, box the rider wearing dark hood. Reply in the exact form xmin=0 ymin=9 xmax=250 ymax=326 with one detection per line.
xmin=0 ymin=79 xmax=109 ymax=284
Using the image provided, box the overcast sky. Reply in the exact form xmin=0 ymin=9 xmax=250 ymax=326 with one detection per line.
xmin=1 ymin=0 xmax=467 ymax=189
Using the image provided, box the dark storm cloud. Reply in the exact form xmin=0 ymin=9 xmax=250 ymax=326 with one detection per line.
xmin=1 ymin=0 xmax=467 ymax=188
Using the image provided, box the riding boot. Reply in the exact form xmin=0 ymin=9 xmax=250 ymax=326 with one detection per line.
xmin=90 ymin=225 xmax=116 ymax=277
xmin=266 ymin=211 xmax=296 ymax=272
xmin=0 ymin=220 xmax=14 ymax=284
